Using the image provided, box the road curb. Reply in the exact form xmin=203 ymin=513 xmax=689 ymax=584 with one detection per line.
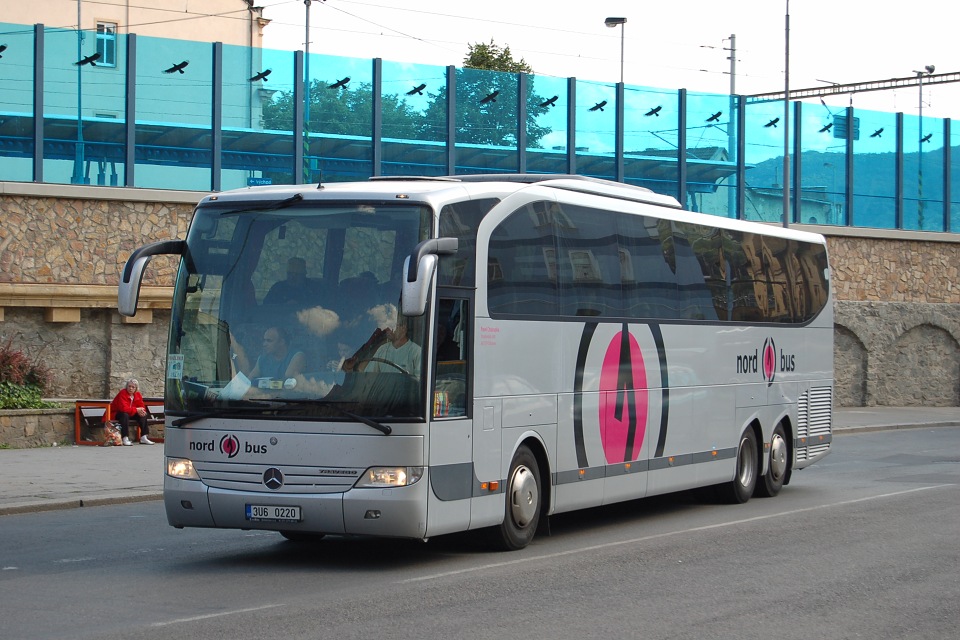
xmin=0 ymin=493 xmax=163 ymax=517
xmin=834 ymin=422 xmax=960 ymax=435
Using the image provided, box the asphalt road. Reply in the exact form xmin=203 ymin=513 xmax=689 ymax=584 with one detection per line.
xmin=1 ymin=427 xmax=958 ymax=640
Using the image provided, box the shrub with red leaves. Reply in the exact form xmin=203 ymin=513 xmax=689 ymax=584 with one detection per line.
xmin=0 ymin=337 xmax=52 ymax=390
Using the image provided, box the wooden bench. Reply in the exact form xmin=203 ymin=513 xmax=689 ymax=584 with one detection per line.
xmin=74 ymin=398 xmax=165 ymax=446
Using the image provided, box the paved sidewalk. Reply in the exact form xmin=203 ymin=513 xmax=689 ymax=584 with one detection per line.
xmin=1 ymin=407 xmax=958 ymax=516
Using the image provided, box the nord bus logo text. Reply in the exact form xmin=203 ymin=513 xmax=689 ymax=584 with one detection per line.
xmin=737 ymin=340 xmax=796 ymax=384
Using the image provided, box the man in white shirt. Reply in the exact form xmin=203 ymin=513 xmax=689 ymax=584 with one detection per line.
xmin=364 ymin=322 xmax=421 ymax=378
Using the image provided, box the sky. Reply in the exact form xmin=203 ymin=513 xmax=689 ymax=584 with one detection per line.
xmin=256 ymin=0 xmax=960 ymax=119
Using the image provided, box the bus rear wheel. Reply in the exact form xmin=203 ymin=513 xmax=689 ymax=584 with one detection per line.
xmin=756 ymin=423 xmax=788 ymax=497
xmin=718 ymin=427 xmax=758 ymax=504
xmin=491 ymin=445 xmax=541 ymax=551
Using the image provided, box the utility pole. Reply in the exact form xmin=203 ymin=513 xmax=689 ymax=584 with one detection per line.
xmin=727 ymin=34 xmax=736 ymax=218
xmin=303 ymin=0 xmax=312 ymax=184
xmin=782 ymin=1 xmax=790 ymax=228
xmin=72 ymin=0 xmax=86 ymax=184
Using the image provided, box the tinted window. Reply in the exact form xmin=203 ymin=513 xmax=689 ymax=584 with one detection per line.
xmin=437 ymin=198 xmax=500 ymax=287
xmin=486 ymin=201 xmax=828 ymax=324
xmin=618 ymin=215 xmax=681 ymax=319
xmin=557 ymin=205 xmax=623 ymax=317
xmin=487 ymin=201 xmax=559 ymax=316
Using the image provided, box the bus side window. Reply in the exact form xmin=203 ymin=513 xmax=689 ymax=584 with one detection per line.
xmin=433 ymin=299 xmax=469 ymax=418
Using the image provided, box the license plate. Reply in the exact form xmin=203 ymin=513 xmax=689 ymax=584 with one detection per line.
xmin=245 ymin=504 xmax=301 ymax=522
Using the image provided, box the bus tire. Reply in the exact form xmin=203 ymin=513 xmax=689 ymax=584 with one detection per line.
xmin=492 ymin=445 xmax=541 ymax=551
xmin=719 ymin=427 xmax=758 ymax=504
xmin=756 ymin=423 xmax=788 ymax=498
xmin=279 ymin=531 xmax=325 ymax=543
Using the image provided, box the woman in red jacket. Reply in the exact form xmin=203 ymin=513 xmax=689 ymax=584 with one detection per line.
xmin=109 ymin=378 xmax=154 ymax=446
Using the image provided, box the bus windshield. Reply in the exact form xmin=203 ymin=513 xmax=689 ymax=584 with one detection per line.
xmin=166 ymin=200 xmax=431 ymax=419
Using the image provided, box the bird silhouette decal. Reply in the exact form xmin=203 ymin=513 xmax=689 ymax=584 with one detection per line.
xmin=645 ymin=106 xmax=662 ymax=117
xmin=249 ymin=69 xmax=272 ymax=82
xmin=706 ymin=111 xmax=722 ymax=123
xmin=819 ymin=122 xmax=833 ymax=133
xmin=589 ymin=100 xmax=607 ymax=112
xmin=765 ymin=117 xmax=780 ymax=128
xmin=0 ymin=44 xmax=7 ymax=58
xmin=539 ymin=95 xmax=559 ymax=108
xmin=480 ymin=90 xmax=500 ymax=104
xmin=921 ymin=133 xmax=932 ymax=143
xmin=406 ymin=83 xmax=426 ymax=95
xmin=164 ymin=61 xmax=189 ymax=74
xmin=75 ymin=52 xmax=101 ymax=66
xmin=328 ymin=77 xmax=350 ymax=89
xmin=871 ymin=128 xmax=883 ymax=138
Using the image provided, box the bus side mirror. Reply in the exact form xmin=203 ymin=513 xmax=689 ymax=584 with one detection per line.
xmin=118 ymin=240 xmax=186 ymax=317
xmin=401 ymin=254 xmax=437 ymax=317
xmin=400 ymin=237 xmax=458 ymax=317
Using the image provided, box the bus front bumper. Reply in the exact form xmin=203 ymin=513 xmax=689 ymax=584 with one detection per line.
xmin=164 ymin=475 xmax=429 ymax=539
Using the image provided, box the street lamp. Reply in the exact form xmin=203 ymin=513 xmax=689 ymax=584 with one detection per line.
xmin=913 ymin=64 xmax=934 ymax=228
xmin=604 ymin=17 xmax=626 ymax=85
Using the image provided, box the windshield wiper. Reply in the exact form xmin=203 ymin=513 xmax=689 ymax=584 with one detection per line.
xmin=219 ymin=193 xmax=304 ymax=216
xmin=170 ymin=402 xmax=276 ymax=427
xmin=173 ymin=398 xmax=393 ymax=435
xmin=265 ymin=399 xmax=392 ymax=435
xmin=334 ymin=406 xmax=392 ymax=435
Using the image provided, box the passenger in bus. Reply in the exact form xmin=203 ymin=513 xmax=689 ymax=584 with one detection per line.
xmin=337 ymin=271 xmax=381 ymax=321
xmin=247 ymin=326 xmax=306 ymax=381
xmin=263 ymin=257 xmax=316 ymax=308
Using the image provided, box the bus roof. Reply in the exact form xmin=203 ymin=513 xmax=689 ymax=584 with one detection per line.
xmin=199 ymin=174 xmax=825 ymax=247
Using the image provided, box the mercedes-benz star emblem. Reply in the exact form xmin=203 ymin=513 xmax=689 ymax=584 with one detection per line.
xmin=263 ymin=467 xmax=284 ymax=490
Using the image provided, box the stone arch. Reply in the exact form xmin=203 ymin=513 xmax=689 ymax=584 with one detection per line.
xmin=873 ymin=323 xmax=960 ymax=407
xmin=834 ymin=323 xmax=867 ymax=407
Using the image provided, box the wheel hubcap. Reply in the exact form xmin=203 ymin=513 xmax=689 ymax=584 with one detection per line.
xmin=769 ymin=433 xmax=787 ymax=481
xmin=509 ymin=465 xmax=538 ymax=528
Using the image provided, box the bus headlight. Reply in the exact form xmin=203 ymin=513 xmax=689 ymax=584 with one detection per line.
xmin=166 ymin=457 xmax=200 ymax=480
xmin=355 ymin=466 xmax=424 ymax=488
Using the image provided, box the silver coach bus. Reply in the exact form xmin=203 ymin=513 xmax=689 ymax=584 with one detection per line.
xmin=119 ymin=175 xmax=832 ymax=550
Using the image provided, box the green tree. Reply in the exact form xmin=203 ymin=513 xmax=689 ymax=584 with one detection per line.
xmin=419 ymin=40 xmax=552 ymax=147
xmin=463 ymin=40 xmax=533 ymax=73
xmin=262 ymin=80 xmax=422 ymax=139
xmin=261 ymin=39 xmax=554 ymax=155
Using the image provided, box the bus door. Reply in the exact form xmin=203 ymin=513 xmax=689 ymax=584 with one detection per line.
xmin=426 ymin=295 xmax=475 ymax=537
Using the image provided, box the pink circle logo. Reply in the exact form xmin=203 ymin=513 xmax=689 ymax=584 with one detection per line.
xmin=220 ymin=434 xmax=240 ymax=458
xmin=762 ymin=337 xmax=777 ymax=385
xmin=598 ymin=330 xmax=648 ymax=463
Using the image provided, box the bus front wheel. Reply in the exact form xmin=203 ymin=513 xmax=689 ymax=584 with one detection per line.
xmin=492 ymin=445 xmax=541 ymax=551
xmin=280 ymin=531 xmax=325 ymax=543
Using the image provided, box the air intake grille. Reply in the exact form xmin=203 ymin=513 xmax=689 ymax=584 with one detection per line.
xmin=796 ymin=386 xmax=833 ymax=462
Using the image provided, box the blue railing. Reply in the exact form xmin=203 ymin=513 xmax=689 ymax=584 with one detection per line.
xmin=0 ymin=22 xmax=956 ymax=231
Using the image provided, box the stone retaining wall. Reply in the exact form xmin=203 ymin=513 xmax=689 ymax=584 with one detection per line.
xmin=0 ymin=409 xmax=75 ymax=448
xmin=1 ymin=186 xmax=959 ymax=421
